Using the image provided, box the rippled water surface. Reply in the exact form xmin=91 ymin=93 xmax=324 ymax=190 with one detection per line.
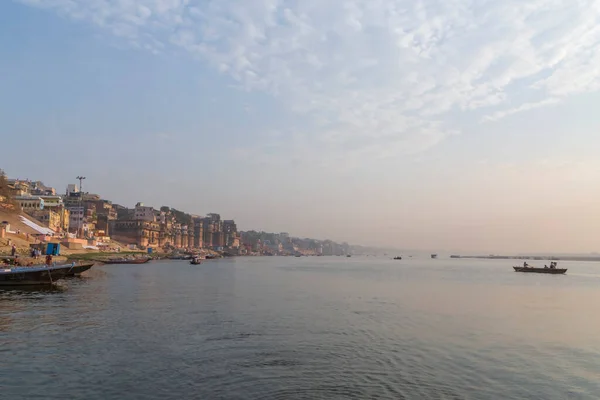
xmin=2 ymin=256 xmax=600 ymax=399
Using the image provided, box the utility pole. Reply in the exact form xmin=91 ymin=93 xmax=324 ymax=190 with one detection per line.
xmin=76 ymin=176 xmax=86 ymax=238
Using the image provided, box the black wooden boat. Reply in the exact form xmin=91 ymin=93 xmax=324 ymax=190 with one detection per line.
xmin=0 ymin=264 xmax=76 ymax=286
xmin=190 ymin=258 xmax=202 ymax=265
xmin=513 ymin=266 xmax=567 ymax=274
xmin=65 ymin=263 xmax=95 ymax=277
xmin=393 ymin=256 xmax=402 ymax=260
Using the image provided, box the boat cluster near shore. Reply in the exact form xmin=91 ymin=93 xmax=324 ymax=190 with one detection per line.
xmin=0 ymin=249 xmax=228 ymax=286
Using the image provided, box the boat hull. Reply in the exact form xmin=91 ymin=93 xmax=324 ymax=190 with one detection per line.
xmin=0 ymin=265 xmax=75 ymax=286
xmin=513 ymin=266 xmax=567 ymax=274
xmin=65 ymin=263 xmax=94 ymax=277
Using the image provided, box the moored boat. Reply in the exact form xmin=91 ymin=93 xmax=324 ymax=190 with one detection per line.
xmin=103 ymin=257 xmax=150 ymax=265
xmin=0 ymin=264 xmax=77 ymax=286
xmin=190 ymin=258 xmax=202 ymax=265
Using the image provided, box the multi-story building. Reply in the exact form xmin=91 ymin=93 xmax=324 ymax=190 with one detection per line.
xmin=193 ymin=217 xmax=204 ymax=248
xmin=7 ymin=179 xmax=31 ymax=196
xmin=134 ymin=202 xmax=156 ymax=221
xmin=109 ymin=220 xmax=161 ymax=248
xmin=93 ymin=200 xmax=117 ymax=236
xmin=58 ymin=208 xmax=70 ymax=232
xmin=39 ymin=195 xmax=63 ymax=209
xmin=66 ymin=184 xmax=79 ymax=196
xmin=202 ymin=218 xmax=215 ymax=248
xmin=15 ymin=195 xmax=45 ymax=212
xmin=212 ymin=231 xmax=225 ymax=249
xmin=30 ymin=181 xmax=56 ymax=196
xmin=63 ymin=190 xmax=82 ymax=209
xmin=30 ymin=209 xmax=62 ymax=232
xmin=223 ymin=220 xmax=238 ymax=248
xmin=68 ymin=206 xmax=85 ymax=234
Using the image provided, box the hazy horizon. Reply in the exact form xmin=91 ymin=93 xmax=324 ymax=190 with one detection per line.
xmin=3 ymin=1 xmax=600 ymax=254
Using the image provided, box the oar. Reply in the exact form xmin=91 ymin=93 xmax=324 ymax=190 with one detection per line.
xmin=47 ymin=263 xmax=54 ymax=285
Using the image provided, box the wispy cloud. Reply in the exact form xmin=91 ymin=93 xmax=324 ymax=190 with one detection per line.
xmin=17 ymin=0 xmax=600 ymax=162
xmin=482 ymin=98 xmax=561 ymax=122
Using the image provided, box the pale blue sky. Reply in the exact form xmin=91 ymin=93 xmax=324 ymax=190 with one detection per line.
xmin=2 ymin=0 xmax=600 ymax=253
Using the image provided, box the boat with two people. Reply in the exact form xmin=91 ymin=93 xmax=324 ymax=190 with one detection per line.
xmin=513 ymin=261 xmax=567 ymax=274
xmin=190 ymin=256 xmax=202 ymax=265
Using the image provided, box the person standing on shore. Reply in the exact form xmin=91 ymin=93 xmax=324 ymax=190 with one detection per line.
xmin=11 ymin=244 xmax=16 ymax=257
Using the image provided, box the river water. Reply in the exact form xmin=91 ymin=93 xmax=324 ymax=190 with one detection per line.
xmin=2 ymin=256 xmax=600 ymax=399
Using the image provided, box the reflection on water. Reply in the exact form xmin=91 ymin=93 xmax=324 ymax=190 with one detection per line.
xmin=2 ymin=257 xmax=600 ymax=399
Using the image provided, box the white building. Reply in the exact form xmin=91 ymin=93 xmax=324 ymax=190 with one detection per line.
xmin=134 ymin=202 xmax=156 ymax=222
xmin=66 ymin=184 xmax=79 ymax=196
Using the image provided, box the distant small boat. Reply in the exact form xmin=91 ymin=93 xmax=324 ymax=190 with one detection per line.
xmin=189 ymin=258 xmax=202 ymax=265
xmin=103 ymin=257 xmax=150 ymax=265
xmin=431 ymin=254 xmax=438 ymax=259
xmin=346 ymin=255 xmax=351 ymax=258
xmin=393 ymin=256 xmax=402 ymax=260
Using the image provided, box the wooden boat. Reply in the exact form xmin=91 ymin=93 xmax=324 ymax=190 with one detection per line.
xmin=0 ymin=264 xmax=77 ymax=286
xmin=103 ymin=257 xmax=150 ymax=265
xmin=513 ymin=266 xmax=567 ymax=274
xmin=190 ymin=258 xmax=202 ymax=265
xmin=431 ymin=254 xmax=438 ymax=259
xmin=65 ymin=263 xmax=95 ymax=277
xmin=393 ymin=256 xmax=402 ymax=260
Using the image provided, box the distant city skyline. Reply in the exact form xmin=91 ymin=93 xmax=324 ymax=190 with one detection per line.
xmin=3 ymin=1 xmax=600 ymax=253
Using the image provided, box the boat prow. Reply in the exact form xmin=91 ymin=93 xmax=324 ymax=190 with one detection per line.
xmin=65 ymin=263 xmax=95 ymax=277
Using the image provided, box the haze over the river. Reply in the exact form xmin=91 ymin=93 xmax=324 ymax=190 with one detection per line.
xmin=2 ymin=1 xmax=600 ymax=253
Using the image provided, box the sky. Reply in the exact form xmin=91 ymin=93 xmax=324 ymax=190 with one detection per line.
xmin=2 ymin=0 xmax=600 ymax=253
